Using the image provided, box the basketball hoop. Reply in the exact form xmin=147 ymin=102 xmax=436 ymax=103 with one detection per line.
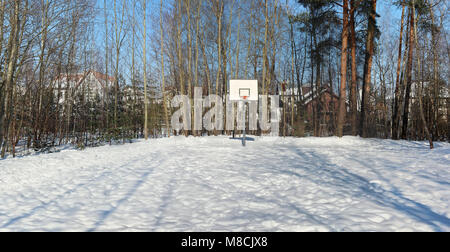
xmin=229 ymin=80 xmax=257 ymax=102
xmin=229 ymin=80 xmax=259 ymax=147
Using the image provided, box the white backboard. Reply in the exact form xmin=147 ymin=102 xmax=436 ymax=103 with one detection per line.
xmin=229 ymin=80 xmax=258 ymax=101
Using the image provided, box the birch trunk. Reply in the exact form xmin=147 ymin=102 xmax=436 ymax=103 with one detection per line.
xmin=160 ymin=0 xmax=170 ymax=137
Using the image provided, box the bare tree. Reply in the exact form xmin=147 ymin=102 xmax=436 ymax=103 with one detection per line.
xmin=143 ymin=0 xmax=148 ymax=140
xmin=160 ymin=0 xmax=170 ymax=137
xmin=1 ymin=0 xmax=21 ymax=157
xmin=401 ymin=6 xmax=415 ymax=140
xmin=104 ymin=0 xmax=109 ymax=130
xmin=412 ymin=0 xmax=433 ymax=149
xmin=262 ymin=0 xmax=269 ymax=95
xmin=113 ymin=0 xmax=126 ymax=129
xmin=392 ymin=1 xmax=406 ymax=140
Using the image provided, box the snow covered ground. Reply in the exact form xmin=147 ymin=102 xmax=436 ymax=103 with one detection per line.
xmin=0 ymin=136 xmax=449 ymax=232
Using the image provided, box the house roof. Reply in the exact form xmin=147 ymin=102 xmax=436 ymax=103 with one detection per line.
xmin=53 ymin=70 xmax=115 ymax=90
xmin=92 ymin=71 xmax=115 ymax=83
xmin=304 ymin=86 xmax=340 ymax=105
xmin=282 ymin=84 xmax=346 ymax=105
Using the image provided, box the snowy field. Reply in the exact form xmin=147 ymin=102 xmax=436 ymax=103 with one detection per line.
xmin=0 ymin=136 xmax=449 ymax=232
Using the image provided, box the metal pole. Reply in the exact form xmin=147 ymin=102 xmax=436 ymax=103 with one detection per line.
xmin=243 ymin=101 xmax=246 ymax=147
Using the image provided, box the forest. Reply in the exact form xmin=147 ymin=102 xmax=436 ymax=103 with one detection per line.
xmin=0 ymin=0 xmax=448 ymax=158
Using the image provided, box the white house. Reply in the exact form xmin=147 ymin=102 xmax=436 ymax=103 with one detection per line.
xmin=53 ymin=70 xmax=115 ymax=104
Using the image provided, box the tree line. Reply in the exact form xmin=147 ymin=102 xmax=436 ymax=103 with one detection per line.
xmin=0 ymin=0 xmax=448 ymax=158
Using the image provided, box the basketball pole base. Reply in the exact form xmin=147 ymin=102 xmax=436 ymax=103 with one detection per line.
xmin=241 ymin=100 xmax=246 ymax=147
xmin=243 ymin=103 xmax=246 ymax=147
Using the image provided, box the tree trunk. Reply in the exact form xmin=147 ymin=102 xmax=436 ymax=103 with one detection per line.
xmin=114 ymin=0 xmax=118 ymax=129
xmin=427 ymin=0 xmax=439 ymax=140
xmin=200 ymin=29 xmax=211 ymax=96
xmin=268 ymin=0 xmax=279 ymax=96
xmin=262 ymin=0 xmax=269 ymax=95
xmin=113 ymin=0 xmax=125 ymax=130
xmin=160 ymin=0 xmax=170 ymax=137
xmin=235 ymin=7 xmax=241 ymax=79
xmin=131 ymin=0 xmax=136 ymax=137
xmin=412 ymin=1 xmax=433 ymax=149
xmin=1 ymin=1 xmax=20 ymax=158
xmin=360 ymin=0 xmax=377 ymax=138
xmin=177 ymin=0 xmax=186 ymax=135
xmin=244 ymin=0 xmax=254 ymax=78
xmin=212 ymin=0 xmax=223 ymax=136
xmin=392 ymin=2 xmax=405 ymax=140
xmin=104 ymin=0 xmax=109 ymax=131
xmin=193 ymin=0 xmax=201 ymax=136
xmin=288 ymin=13 xmax=296 ymax=128
xmin=143 ymin=0 xmax=148 ymax=140
xmin=349 ymin=0 xmax=359 ymax=136
xmin=186 ymin=0 xmax=193 ymax=135
xmin=401 ymin=7 xmax=414 ymax=140
xmin=213 ymin=0 xmax=223 ymax=97
xmin=313 ymin=32 xmax=320 ymax=136
xmin=337 ymin=0 xmax=349 ymax=138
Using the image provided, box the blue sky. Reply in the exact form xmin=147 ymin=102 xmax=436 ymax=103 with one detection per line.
xmin=90 ymin=0 xmax=405 ymax=84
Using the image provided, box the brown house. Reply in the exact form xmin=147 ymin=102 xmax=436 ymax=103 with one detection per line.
xmin=302 ymin=85 xmax=340 ymax=123
xmin=281 ymin=84 xmax=346 ymax=136
xmin=281 ymin=85 xmax=342 ymax=122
